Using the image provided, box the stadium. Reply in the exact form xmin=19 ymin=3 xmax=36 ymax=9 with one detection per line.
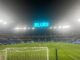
xmin=0 ymin=0 xmax=80 ymax=60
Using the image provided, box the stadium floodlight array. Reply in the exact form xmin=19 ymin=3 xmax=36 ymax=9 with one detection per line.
xmin=49 ymin=25 xmax=70 ymax=30
xmin=5 ymin=47 xmax=49 ymax=60
xmin=14 ymin=26 xmax=35 ymax=31
xmin=57 ymin=25 xmax=70 ymax=29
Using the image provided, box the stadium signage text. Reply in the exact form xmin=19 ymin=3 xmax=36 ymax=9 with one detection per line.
xmin=34 ymin=22 xmax=49 ymax=27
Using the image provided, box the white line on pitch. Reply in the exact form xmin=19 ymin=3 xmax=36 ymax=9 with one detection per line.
xmin=69 ymin=55 xmax=78 ymax=60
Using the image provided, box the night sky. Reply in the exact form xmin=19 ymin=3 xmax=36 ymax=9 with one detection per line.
xmin=0 ymin=0 xmax=79 ymax=27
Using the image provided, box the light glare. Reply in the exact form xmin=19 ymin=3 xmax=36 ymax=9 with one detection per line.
xmin=32 ymin=27 xmax=35 ymax=30
xmin=3 ymin=22 xmax=7 ymax=25
xmin=53 ymin=26 xmax=57 ymax=29
xmin=23 ymin=27 xmax=27 ymax=30
xmin=78 ymin=19 xmax=80 ymax=22
xmin=0 ymin=20 xmax=8 ymax=25
xmin=62 ymin=25 xmax=70 ymax=29
xmin=0 ymin=20 xmax=3 ymax=23
xmin=49 ymin=27 xmax=52 ymax=29
xmin=58 ymin=26 xmax=62 ymax=29
xmin=14 ymin=27 xmax=27 ymax=31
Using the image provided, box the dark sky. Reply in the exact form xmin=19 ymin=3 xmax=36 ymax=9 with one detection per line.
xmin=0 ymin=0 xmax=78 ymax=26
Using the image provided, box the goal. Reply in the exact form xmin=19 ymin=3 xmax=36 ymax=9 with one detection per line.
xmin=0 ymin=50 xmax=5 ymax=60
xmin=5 ymin=47 xmax=49 ymax=60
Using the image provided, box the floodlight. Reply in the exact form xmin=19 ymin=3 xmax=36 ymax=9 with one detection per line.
xmin=0 ymin=20 xmax=8 ymax=25
xmin=58 ymin=26 xmax=62 ymax=29
xmin=27 ymin=27 xmax=30 ymax=30
xmin=14 ymin=27 xmax=20 ymax=30
xmin=0 ymin=20 xmax=3 ymax=23
xmin=23 ymin=27 xmax=27 ymax=30
xmin=14 ymin=26 xmax=27 ymax=31
xmin=32 ymin=27 xmax=35 ymax=30
xmin=53 ymin=26 xmax=57 ymax=29
xmin=3 ymin=22 xmax=7 ymax=25
xmin=78 ymin=19 xmax=80 ymax=22
xmin=49 ymin=27 xmax=52 ymax=29
xmin=62 ymin=25 xmax=70 ymax=29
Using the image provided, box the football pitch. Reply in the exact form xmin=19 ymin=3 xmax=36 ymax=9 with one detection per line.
xmin=0 ymin=42 xmax=80 ymax=60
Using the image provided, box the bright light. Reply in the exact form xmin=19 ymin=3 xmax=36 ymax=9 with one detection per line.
xmin=55 ymin=25 xmax=71 ymax=33
xmin=27 ymin=27 xmax=30 ymax=30
xmin=3 ymin=22 xmax=7 ymax=25
xmin=62 ymin=25 xmax=70 ymax=29
xmin=32 ymin=27 xmax=35 ymax=30
xmin=34 ymin=22 xmax=49 ymax=28
xmin=49 ymin=27 xmax=52 ymax=29
xmin=56 ymin=25 xmax=71 ymax=29
xmin=53 ymin=26 xmax=57 ymax=29
xmin=23 ymin=27 xmax=27 ymax=30
xmin=78 ymin=19 xmax=80 ymax=22
xmin=14 ymin=26 xmax=27 ymax=31
xmin=15 ymin=27 xmax=19 ymax=30
xmin=0 ymin=20 xmax=8 ymax=25
xmin=0 ymin=20 xmax=3 ymax=23
xmin=58 ymin=26 xmax=62 ymax=29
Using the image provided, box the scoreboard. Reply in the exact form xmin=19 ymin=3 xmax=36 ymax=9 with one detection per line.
xmin=34 ymin=22 xmax=49 ymax=28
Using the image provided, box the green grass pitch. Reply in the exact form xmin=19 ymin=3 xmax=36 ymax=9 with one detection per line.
xmin=0 ymin=42 xmax=80 ymax=60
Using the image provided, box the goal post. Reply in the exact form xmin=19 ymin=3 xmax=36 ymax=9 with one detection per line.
xmin=0 ymin=50 xmax=6 ymax=60
xmin=5 ymin=47 xmax=49 ymax=60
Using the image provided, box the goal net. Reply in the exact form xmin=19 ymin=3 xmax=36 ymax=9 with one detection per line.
xmin=5 ymin=47 xmax=49 ymax=60
xmin=0 ymin=50 xmax=5 ymax=60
